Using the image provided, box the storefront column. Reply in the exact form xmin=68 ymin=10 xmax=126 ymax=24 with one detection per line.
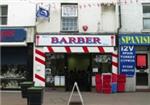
xmin=33 ymin=46 xmax=46 ymax=86
xmin=112 ymin=50 xmax=118 ymax=75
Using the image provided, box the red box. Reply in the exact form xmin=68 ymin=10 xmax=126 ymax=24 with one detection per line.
xmin=103 ymin=75 xmax=111 ymax=82
xmin=117 ymin=83 xmax=125 ymax=92
xmin=95 ymin=74 xmax=102 ymax=84
xmin=103 ymin=88 xmax=112 ymax=94
xmin=112 ymin=73 xmax=117 ymax=82
xmin=103 ymin=82 xmax=111 ymax=88
xmin=96 ymin=84 xmax=102 ymax=92
xmin=117 ymin=74 xmax=126 ymax=83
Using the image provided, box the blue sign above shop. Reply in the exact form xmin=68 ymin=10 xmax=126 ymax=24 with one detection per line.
xmin=119 ymin=34 xmax=150 ymax=46
xmin=119 ymin=46 xmax=135 ymax=77
xmin=0 ymin=29 xmax=26 ymax=42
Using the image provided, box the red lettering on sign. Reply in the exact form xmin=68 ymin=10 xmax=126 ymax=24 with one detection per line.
xmin=93 ymin=37 xmax=101 ymax=44
xmin=0 ymin=30 xmax=15 ymax=37
xmin=51 ymin=37 xmax=58 ymax=43
xmin=60 ymin=37 xmax=67 ymax=43
xmin=69 ymin=37 xmax=76 ymax=44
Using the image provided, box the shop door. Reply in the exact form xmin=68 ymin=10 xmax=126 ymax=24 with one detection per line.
xmin=66 ymin=54 xmax=91 ymax=91
xmin=136 ymin=53 xmax=149 ymax=89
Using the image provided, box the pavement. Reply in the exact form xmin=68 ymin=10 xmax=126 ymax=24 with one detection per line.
xmin=1 ymin=89 xmax=150 ymax=105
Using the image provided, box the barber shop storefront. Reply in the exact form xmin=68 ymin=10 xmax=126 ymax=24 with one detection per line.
xmin=0 ymin=28 xmax=33 ymax=90
xmin=119 ymin=34 xmax=150 ymax=91
xmin=34 ymin=34 xmax=118 ymax=91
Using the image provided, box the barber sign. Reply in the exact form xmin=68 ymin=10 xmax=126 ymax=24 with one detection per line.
xmin=35 ymin=35 xmax=116 ymax=47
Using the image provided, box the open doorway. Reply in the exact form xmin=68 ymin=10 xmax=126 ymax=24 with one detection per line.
xmin=66 ymin=53 xmax=91 ymax=91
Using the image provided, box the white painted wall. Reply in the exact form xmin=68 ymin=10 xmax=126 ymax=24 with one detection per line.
xmin=36 ymin=1 xmax=117 ymax=33
xmin=0 ymin=0 xmax=36 ymax=27
xmin=120 ymin=2 xmax=143 ymax=33
xmin=1 ymin=0 xmax=118 ymax=33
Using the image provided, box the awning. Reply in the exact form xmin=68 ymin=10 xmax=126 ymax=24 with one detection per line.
xmin=0 ymin=42 xmax=27 ymax=46
xmin=43 ymin=46 xmax=115 ymax=53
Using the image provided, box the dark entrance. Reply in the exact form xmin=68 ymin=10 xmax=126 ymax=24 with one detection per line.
xmin=136 ymin=73 xmax=148 ymax=86
xmin=65 ymin=54 xmax=91 ymax=91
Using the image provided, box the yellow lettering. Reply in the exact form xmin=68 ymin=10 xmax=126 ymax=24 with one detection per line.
xmin=143 ymin=36 xmax=148 ymax=43
xmin=131 ymin=37 xmax=135 ymax=44
xmin=135 ymin=36 xmax=140 ymax=44
xmin=121 ymin=37 xmax=126 ymax=43
xmin=126 ymin=37 xmax=130 ymax=43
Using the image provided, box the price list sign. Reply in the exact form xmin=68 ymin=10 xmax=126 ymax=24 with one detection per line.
xmin=119 ymin=46 xmax=135 ymax=77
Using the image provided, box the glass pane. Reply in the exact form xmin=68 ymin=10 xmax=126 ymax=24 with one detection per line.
xmin=61 ymin=17 xmax=77 ymax=31
xmin=143 ymin=13 xmax=150 ymax=17
xmin=62 ymin=5 xmax=77 ymax=17
xmin=143 ymin=18 xmax=150 ymax=29
xmin=1 ymin=5 xmax=8 ymax=16
xmin=92 ymin=54 xmax=112 ymax=73
xmin=1 ymin=17 xmax=7 ymax=25
xmin=143 ymin=6 xmax=150 ymax=13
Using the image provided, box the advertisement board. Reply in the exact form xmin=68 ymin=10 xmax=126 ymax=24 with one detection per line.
xmin=119 ymin=46 xmax=135 ymax=77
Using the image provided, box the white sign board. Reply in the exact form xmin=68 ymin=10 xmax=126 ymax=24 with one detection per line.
xmin=36 ymin=35 xmax=116 ymax=46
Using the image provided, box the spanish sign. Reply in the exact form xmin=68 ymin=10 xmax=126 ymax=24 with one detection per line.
xmin=119 ymin=46 xmax=135 ymax=77
xmin=120 ymin=34 xmax=150 ymax=46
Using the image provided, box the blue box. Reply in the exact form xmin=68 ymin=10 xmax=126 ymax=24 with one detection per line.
xmin=112 ymin=83 xmax=117 ymax=93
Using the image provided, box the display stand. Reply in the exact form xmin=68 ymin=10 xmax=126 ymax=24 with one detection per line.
xmin=67 ymin=82 xmax=84 ymax=105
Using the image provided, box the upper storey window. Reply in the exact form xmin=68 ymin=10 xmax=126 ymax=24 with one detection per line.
xmin=0 ymin=5 xmax=8 ymax=25
xmin=143 ymin=4 xmax=150 ymax=29
xmin=61 ymin=4 xmax=78 ymax=32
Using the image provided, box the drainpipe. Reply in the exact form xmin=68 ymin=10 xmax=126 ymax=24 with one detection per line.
xmin=117 ymin=0 xmax=122 ymax=75
xmin=117 ymin=0 xmax=122 ymax=36
xmin=116 ymin=0 xmax=122 ymax=49
xmin=117 ymin=0 xmax=122 ymax=35
xmin=117 ymin=0 xmax=122 ymax=33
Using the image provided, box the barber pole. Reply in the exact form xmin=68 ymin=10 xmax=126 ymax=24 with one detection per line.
xmin=34 ymin=47 xmax=46 ymax=86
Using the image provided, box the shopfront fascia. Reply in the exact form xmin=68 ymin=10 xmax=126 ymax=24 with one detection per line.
xmin=33 ymin=34 xmax=118 ymax=87
xmin=0 ymin=28 xmax=32 ymax=90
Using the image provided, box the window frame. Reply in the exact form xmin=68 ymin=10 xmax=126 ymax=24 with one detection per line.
xmin=142 ymin=4 xmax=150 ymax=30
xmin=61 ymin=3 xmax=78 ymax=32
xmin=0 ymin=5 xmax=8 ymax=25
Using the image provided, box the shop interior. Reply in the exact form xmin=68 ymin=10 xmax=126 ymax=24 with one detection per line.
xmin=45 ymin=53 xmax=112 ymax=91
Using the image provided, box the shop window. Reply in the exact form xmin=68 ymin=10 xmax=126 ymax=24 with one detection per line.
xmin=45 ymin=53 xmax=65 ymax=75
xmin=61 ymin=4 xmax=78 ymax=32
xmin=92 ymin=54 xmax=112 ymax=74
xmin=0 ymin=5 xmax=8 ymax=25
xmin=136 ymin=54 xmax=148 ymax=69
xmin=143 ymin=4 xmax=150 ymax=29
xmin=1 ymin=47 xmax=28 ymax=89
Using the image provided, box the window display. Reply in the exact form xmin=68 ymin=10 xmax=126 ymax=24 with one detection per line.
xmin=0 ymin=65 xmax=27 ymax=89
xmin=92 ymin=54 xmax=112 ymax=73
xmin=45 ymin=53 xmax=65 ymax=87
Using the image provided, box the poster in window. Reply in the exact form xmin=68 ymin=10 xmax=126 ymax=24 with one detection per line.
xmin=136 ymin=54 xmax=148 ymax=69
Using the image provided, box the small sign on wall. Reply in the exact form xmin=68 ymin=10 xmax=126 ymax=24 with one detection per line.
xmin=92 ymin=68 xmax=98 ymax=73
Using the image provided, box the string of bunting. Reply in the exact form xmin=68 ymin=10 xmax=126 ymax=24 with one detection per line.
xmin=29 ymin=0 xmax=141 ymax=11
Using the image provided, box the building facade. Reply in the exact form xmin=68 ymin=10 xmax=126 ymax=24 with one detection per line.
xmin=0 ymin=0 xmax=35 ymax=89
xmin=119 ymin=0 xmax=150 ymax=91
xmin=0 ymin=0 xmax=150 ymax=91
